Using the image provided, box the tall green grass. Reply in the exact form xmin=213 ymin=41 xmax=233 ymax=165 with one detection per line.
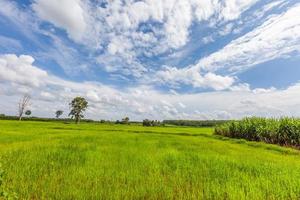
xmin=1 ymin=120 xmax=300 ymax=199
xmin=215 ymin=117 xmax=300 ymax=148
xmin=0 ymin=163 xmax=17 ymax=199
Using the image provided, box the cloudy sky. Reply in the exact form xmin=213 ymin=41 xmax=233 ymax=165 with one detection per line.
xmin=0 ymin=0 xmax=300 ymax=120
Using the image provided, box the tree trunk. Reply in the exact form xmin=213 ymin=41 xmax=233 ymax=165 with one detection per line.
xmin=75 ymin=115 xmax=80 ymax=124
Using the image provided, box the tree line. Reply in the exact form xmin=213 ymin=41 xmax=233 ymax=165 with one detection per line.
xmin=17 ymin=95 xmax=88 ymax=124
xmin=7 ymin=94 xmax=229 ymax=127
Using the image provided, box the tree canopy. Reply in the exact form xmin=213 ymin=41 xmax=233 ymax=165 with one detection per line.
xmin=69 ymin=97 xmax=88 ymax=124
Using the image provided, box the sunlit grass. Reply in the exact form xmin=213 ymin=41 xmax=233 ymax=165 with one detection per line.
xmin=0 ymin=120 xmax=300 ymax=199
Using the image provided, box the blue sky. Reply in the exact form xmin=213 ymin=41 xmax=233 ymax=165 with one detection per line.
xmin=0 ymin=0 xmax=300 ymax=120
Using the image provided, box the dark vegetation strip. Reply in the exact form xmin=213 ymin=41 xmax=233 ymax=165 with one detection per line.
xmin=215 ymin=117 xmax=300 ymax=149
xmin=0 ymin=115 xmax=96 ymax=123
xmin=0 ymin=115 xmax=229 ymax=127
xmin=163 ymin=120 xmax=230 ymax=127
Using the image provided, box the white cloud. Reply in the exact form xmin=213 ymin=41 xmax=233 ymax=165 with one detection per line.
xmin=152 ymin=66 xmax=235 ymax=90
xmin=2 ymin=0 xmax=300 ymax=117
xmin=28 ymin=0 xmax=260 ymax=78
xmin=0 ymin=54 xmax=47 ymax=87
xmin=220 ymin=0 xmax=259 ymax=20
xmin=253 ymin=0 xmax=287 ymax=18
xmin=32 ymin=0 xmax=86 ymax=41
xmin=1 ymin=54 xmax=300 ymax=120
xmin=196 ymin=3 xmax=300 ymax=73
xmin=154 ymin=3 xmax=300 ymax=87
xmin=0 ymin=0 xmax=41 ymax=43
xmin=202 ymin=36 xmax=214 ymax=44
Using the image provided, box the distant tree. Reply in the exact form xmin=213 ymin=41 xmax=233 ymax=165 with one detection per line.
xmin=100 ymin=119 xmax=106 ymax=123
xmin=115 ymin=120 xmax=121 ymax=124
xmin=122 ymin=117 xmax=130 ymax=124
xmin=143 ymin=119 xmax=161 ymax=127
xmin=25 ymin=110 xmax=31 ymax=116
xmin=143 ymin=119 xmax=151 ymax=126
xmin=68 ymin=97 xmax=88 ymax=124
xmin=18 ymin=94 xmax=30 ymax=121
xmin=55 ymin=110 xmax=63 ymax=119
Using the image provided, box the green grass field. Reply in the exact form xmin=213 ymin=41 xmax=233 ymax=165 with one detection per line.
xmin=1 ymin=120 xmax=300 ymax=199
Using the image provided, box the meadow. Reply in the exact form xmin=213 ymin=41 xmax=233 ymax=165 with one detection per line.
xmin=0 ymin=120 xmax=300 ymax=199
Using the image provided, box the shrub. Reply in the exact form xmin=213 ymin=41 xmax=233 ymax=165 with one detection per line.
xmin=142 ymin=119 xmax=152 ymax=127
xmin=143 ymin=119 xmax=161 ymax=127
xmin=121 ymin=117 xmax=130 ymax=124
xmin=214 ymin=117 xmax=300 ymax=148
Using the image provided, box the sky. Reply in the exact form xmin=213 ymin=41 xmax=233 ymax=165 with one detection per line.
xmin=0 ymin=0 xmax=300 ymax=121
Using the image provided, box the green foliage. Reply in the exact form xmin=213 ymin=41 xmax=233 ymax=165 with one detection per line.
xmin=115 ymin=117 xmax=130 ymax=124
xmin=121 ymin=117 xmax=130 ymax=124
xmin=0 ymin=164 xmax=3 ymax=197
xmin=163 ymin=120 xmax=229 ymax=127
xmin=24 ymin=110 xmax=31 ymax=116
xmin=68 ymin=97 xmax=88 ymax=124
xmin=142 ymin=119 xmax=161 ymax=127
xmin=55 ymin=110 xmax=63 ymax=119
xmin=215 ymin=117 xmax=300 ymax=148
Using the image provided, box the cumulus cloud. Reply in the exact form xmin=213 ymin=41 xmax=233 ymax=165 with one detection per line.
xmin=1 ymin=54 xmax=300 ymax=120
xmin=2 ymin=1 xmax=300 ymax=121
xmin=220 ymin=0 xmax=259 ymax=20
xmin=6 ymin=0 xmax=292 ymax=86
xmin=0 ymin=54 xmax=47 ymax=87
xmin=27 ymin=0 xmax=261 ymax=78
xmin=32 ymin=0 xmax=86 ymax=41
xmin=153 ymin=66 xmax=235 ymax=90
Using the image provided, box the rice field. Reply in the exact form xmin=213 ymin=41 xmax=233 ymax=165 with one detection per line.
xmin=1 ymin=120 xmax=300 ymax=199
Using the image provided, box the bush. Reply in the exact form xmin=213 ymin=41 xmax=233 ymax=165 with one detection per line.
xmin=214 ymin=117 xmax=300 ymax=148
xmin=143 ymin=119 xmax=161 ymax=127
xmin=115 ymin=117 xmax=131 ymax=125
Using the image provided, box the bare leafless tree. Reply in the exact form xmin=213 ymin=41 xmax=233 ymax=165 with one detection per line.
xmin=18 ymin=94 xmax=31 ymax=121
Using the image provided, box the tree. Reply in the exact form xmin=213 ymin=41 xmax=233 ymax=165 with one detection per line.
xmin=68 ymin=97 xmax=88 ymax=124
xmin=55 ymin=110 xmax=63 ymax=118
xmin=18 ymin=94 xmax=30 ymax=121
xmin=25 ymin=110 xmax=31 ymax=116
xmin=143 ymin=119 xmax=161 ymax=127
xmin=143 ymin=119 xmax=151 ymax=126
xmin=122 ymin=117 xmax=130 ymax=124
